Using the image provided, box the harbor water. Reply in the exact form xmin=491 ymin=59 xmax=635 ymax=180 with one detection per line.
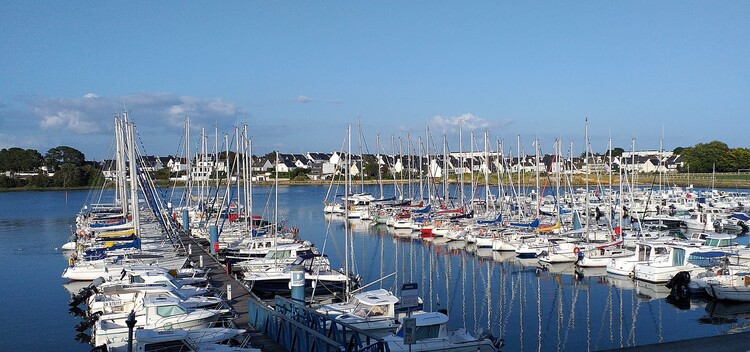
xmin=2 ymin=186 xmax=749 ymax=351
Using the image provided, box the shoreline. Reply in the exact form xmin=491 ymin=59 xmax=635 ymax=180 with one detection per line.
xmin=3 ymin=174 xmax=750 ymax=192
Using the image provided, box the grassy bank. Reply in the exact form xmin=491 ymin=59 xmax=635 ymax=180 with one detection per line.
xmin=4 ymin=172 xmax=750 ymax=192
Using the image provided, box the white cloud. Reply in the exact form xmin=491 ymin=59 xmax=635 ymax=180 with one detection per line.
xmin=429 ymin=113 xmax=513 ymax=133
xmin=38 ymin=109 xmax=102 ymax=134
xmin=430 ymin=113 xmax=489 ymax=131
xmin=29 ymin=93 xmax=249 ymax=135
xmin=296 ymin=95 xmax=313 ymax=103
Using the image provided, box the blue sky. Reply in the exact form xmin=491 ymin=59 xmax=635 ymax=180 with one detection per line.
xmin=1 ymin=1 xmax=748 ymax=160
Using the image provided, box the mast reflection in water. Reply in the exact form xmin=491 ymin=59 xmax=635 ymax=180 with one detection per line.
xmin=313 ymin=199 xmax=749 ymax=350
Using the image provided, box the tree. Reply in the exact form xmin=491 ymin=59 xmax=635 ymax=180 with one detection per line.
xmin=608 ymin=147 xmax=625 ymax=158
xmin=679 ymin=141 xmax=730 ymax=173
xmin=53 ymin=163 xmax=85 ymax=187
xmin=28 ymin=173 xmax=53 ymax=187
xmin=0 ymin=148 xmax=43 ymax=172
xmin=721 ymin=148 xmax=750 ymax=172
xmin=262 ymin=151 xmax=278 ymax=162
xmin=0 ymin=175 xmax=18 ymax=188
xmin=44 ymin=146 xmax=85 ymax=171
xmin=673 ymin=147 xmax=685 ymax=155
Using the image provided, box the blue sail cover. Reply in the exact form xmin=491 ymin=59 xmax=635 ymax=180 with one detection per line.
xmin=509 ymin=218 xmax=540 ymax=228
xmin=573 ymin=211 xmax=582 ymax=230
xmin=477 ymin=214 xmax=503 ymax=225
xmin=411 ymin=204 xmax=432 ymax=214
xmin=729 ymin=213 xmax=750 ymax=222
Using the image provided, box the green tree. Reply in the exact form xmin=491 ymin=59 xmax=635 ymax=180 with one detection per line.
xmin=44 ymin=146 xmax=85 ymax=170
xmin=155 ymin=167 xmax=171 ymax=180
xmin=680 ymin=141 xmax=730 ymax=173
xmin=0 ymin=175 xmax=18 ymax=188
xmin=610 ymin=147 xmax=625 ymax=158
xmin=28 ymin=173 xmax=53 ymax=187
xmin=721 ymin=148 xmax=750 ymax=172
xmin=81 ymin=164 xmax=104 ymax=186
xmin=53 ymin=163 xmax=85 ymax=187
xmin=673 ymin=147 xmax=685 ymax=155
xmin=0 ymin=148 xmax=43 ymax=172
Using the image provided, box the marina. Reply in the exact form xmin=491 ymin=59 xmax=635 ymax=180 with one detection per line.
xmin=7 ymin=116 xmax=750 ymax=352
xmin=4 ymin=180 xmax=750 ymax=350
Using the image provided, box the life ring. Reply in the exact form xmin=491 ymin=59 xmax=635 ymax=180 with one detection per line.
xmin=573 ymin=247 xmax=580 ymax=254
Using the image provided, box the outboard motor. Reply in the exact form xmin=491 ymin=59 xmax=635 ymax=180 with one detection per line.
xmin=75 ymin=311 xmax=102 ymax=332
xmin=739 ymin=220 xmax=749 ymax=234
xmin=713 ymin=220 xmax=723 ymax=232
xmin=666 ymin=271 xmax=691 ymax=297
xmin=89 ymin=344 xmax=108 ymax=352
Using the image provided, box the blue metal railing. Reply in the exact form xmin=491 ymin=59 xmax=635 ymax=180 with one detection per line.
xmin=247 ymin=297 xmax=390 ymax=352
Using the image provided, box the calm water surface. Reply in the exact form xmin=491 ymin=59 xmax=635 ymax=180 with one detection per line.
xmin=1 ymin=186 xmax=748 ymax=351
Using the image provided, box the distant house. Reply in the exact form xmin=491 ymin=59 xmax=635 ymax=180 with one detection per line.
xmin=101 ymin=160 xmax=118 ymax=180
xmin=141 ymin=155 xmax=164 ymax=173
xmin=166 ymin=157 xmax=189 ymax=173
xmin=665 ymin=155 xmax=682 ymax=172
xmin=252 ymin=158 xmax=273 ymax=173
xmin=275 ymin=158 xmax=297 ymax=173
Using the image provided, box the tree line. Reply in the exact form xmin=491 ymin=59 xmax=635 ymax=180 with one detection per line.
xmin=0 ymin=146 xmax=103 ymax=189
xmin=678 ymin=141 xmax=750 ymax=173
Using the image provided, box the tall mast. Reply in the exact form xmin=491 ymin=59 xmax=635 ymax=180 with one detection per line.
xmin=244 ymin=125 xmax=253 ymax=233
xmin=185 ymin=117 xmax=191 ymax=209
xmin=425 ymin=126 xmax=431 ymax=204
xmin=114 ymin=116 xmax=128 ymax=217
xmin=517 ymin=135 xmax=521 ymax=197
xmin=125 ymin=114 xmax=139 ymax=240
xmin=585 ymin=118 xmax=590 ymax=232
xmin=535 ymin=137 xmax=540 ymax=218
xmin=484 ymin=128 xmax=490 ymax=212
xmin=345 ymin=124 xmax=351 ymax=299
xmin=459 ymin=120 xmax=464 ymax=207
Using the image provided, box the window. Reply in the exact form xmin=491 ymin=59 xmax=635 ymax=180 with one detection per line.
xmin=672 ymin=248 xmax=685 ymax=267
xmin=414 ymin=324 xmax=440 ymax=340
xmin=156 ymin=305 xmax=187 ymax=317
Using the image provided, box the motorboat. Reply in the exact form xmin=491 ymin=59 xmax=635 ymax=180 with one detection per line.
xmin=381 ymin=311 xmax=502 ymax=351
xmin=92 ymin=296 xmax=221 ymax=346
xmin=607 ymin=241 xmax=670 ymax=277
xmin=317 ymin=289 xmax=410 ymax=338
xmin=242 ymin=253 xmax=353 ymax=297
xmin=92 ymin=327 xmax=257 ymax=352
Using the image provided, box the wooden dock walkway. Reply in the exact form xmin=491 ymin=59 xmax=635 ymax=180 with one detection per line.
xmin=178 ymin=230 xmax=286 ymax=352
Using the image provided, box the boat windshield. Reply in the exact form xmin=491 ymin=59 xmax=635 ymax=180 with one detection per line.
xmin=156 ymin=305 xmax=187 ymax=317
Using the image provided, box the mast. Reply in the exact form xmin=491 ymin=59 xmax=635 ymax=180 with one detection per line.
xmin=425 ymin=126 xmax=431 ymax=204
xmin=443 ymin=135 xmax=449 ymax=206
xmin=517 ymin=135 xmax=521 ymax=197
xmin=585 ymin=119 xmax=590 ymax=232
xmin=244 ymin=125 xmax=253 ymax=233
xmin=484 ymin=128 xmax=490 ymax=213
xmin=185 ymin=116 xmax=192 ymax=209
xmin=345 ymin=124 xmax=351 ymax=299
xmin=376 ymin=134 xmax=384 ymax=199
xmin=114 ymin=116 xmax=128 ymax=217
xmin=535 ymin=137 xmax=540 ymax=218
xmin=125 ymin=114 xmax=140 ymax=240
xmin=459 ymin=119 xmax=465 ymax=207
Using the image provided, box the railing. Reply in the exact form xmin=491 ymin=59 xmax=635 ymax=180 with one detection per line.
xmin=247 ymin=296 xmax=390 ymax=352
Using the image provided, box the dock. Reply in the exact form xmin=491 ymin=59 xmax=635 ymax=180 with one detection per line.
xmin=178 ymin=229 xmax=286 ymax=352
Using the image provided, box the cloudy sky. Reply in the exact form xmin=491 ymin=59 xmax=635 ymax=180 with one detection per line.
xmin=1 ymin=2 xmax=748 ymax=160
